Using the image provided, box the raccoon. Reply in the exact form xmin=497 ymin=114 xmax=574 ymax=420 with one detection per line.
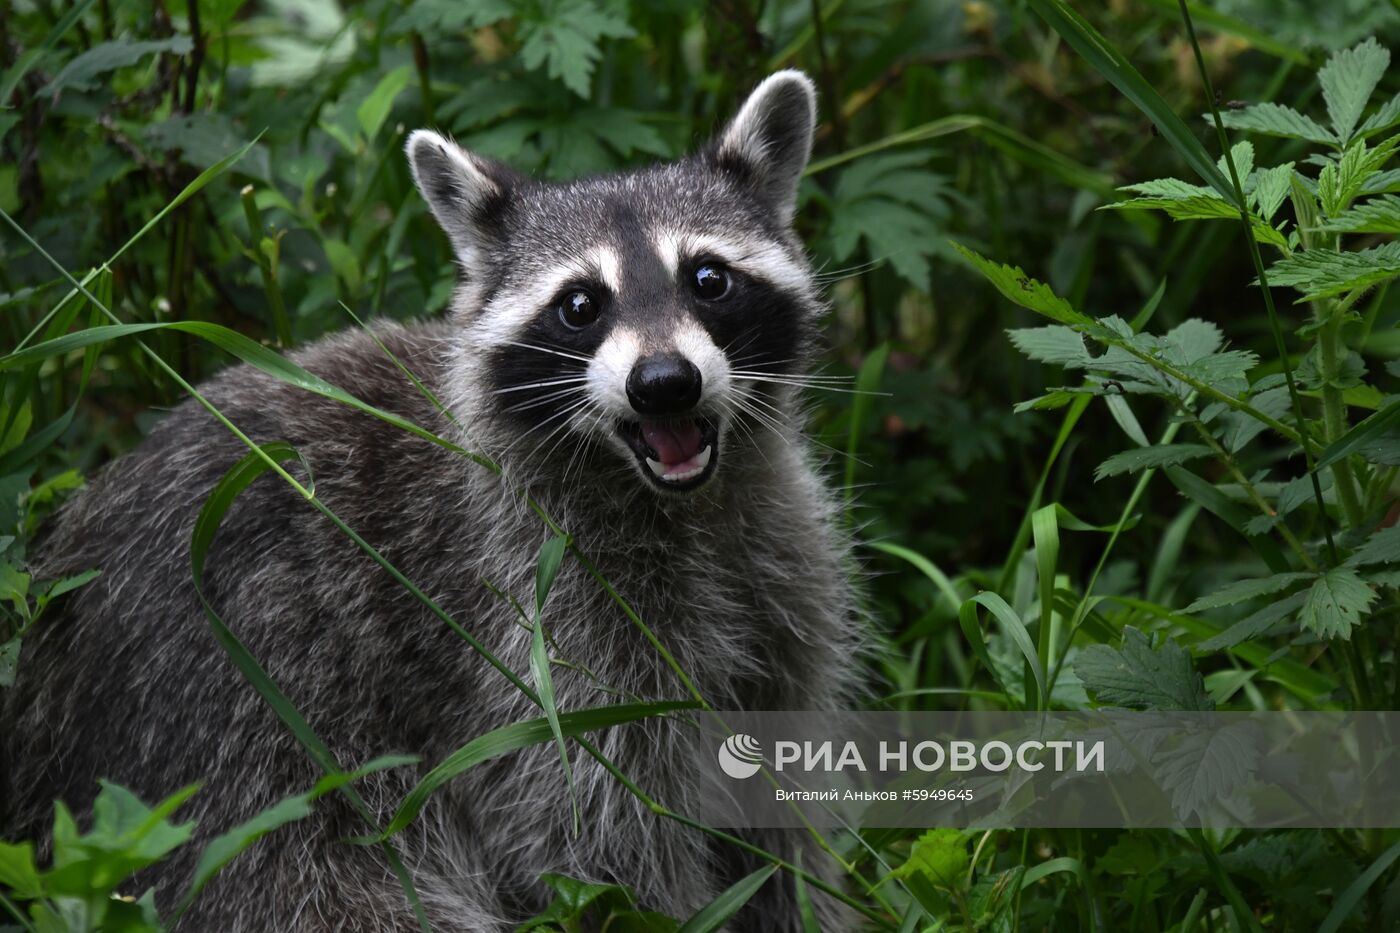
xmin=2 ymin=71 xmax=862 ymax=930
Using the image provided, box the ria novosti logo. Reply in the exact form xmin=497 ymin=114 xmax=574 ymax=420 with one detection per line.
xmin=717 ymin=733 xmax=764 ymax=779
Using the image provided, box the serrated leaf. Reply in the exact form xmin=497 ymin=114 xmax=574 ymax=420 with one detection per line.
xmin=1218 ymin=141 xmax=1255 ymax=183
xmin=1345 ymin=524 xmax=1400 ymax=567
xmin=1320 ymin=194 xmax=1400 ymax=233
xmin=1094 ymin=444 xmax=1213 ymax=481
xmin=1252 ymin=163 xmax=1296 ymax=221
xmin=1198 ymin=591 xmax=1308 ymax=651
xmin=1359 ymin=91 xmax=1400 ymax=138
xmin=951 ymin=243 xmax=1093 ymax=326
xmin=1118 ymin=177 xmax=1217 ymax=199
xmin=830 ymin=154 xmax=956 ymax=288
xmin=1318 ymin=398 xmax=1400 ymax=468
xmin=1074 ymin=627 xmax=1213 ymax=711
xmin=1107 ymin=194 xmax=1286 ymax=247
xmin=1319 ymin=38 xmax=1389 ymax=143
xmin=1186 ymin=572 xmax=1313 ymax=612
xmin=1300 ymin=568 xmax=1375 ymax=639
xmin=1006 ymin=326 xmax=1092 ymax=366
xmin=1154 ymin=720 xmax=1262 ymax=818
xmin=391 ymin=0 xmax=512 ymax=34
xmin=1266 ymin=242 xmax=1400 ymax=301
xmin=42 ymin=36 xmax=192 ymax=95
xmin=1363 ymin=168 xmax=1400 ymax=195
xmin=1218 ymin=103 xmax=1337 ymax=145
xmin=517 ymin=0 xmax=634 ymax=98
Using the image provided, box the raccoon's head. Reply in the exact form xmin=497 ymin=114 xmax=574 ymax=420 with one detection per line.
xmin=407 ymin=71 xmax=823 ymax=495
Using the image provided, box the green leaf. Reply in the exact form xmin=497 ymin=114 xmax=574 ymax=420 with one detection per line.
xmin=1218 ymin=103 xmax=1337 ymax=145
xmin=951 ymin=242 xmax=1093 ymax=327
xmin=1094 ymin=444 xmax=1213 ymax=481
xmin=1074 ymin=627 xmax=1212 ymax=710
xmin=1197 ymin=591 xmax=1308 ymax=651
xmin=1266 ymin=242 xmax=1400 ymax=302
xmin=1320 ymin=193 xmax=1400 ymax=233
xmin=1318 ymin=840 xmax=1400 ymax=933
xmin=357 ymin=65 xmax=413 ymax=140
xmin=1118 ymin=177 xmax=1216 ymax=199
xmin=1107 ymin=194 xmax=1286 ymax=248
xmin=517 ymin=0 xmax=634 ymax=98
xmin=143 ymin=113 xmax=271 ymax=181
xmin=960 ymin=592 xmax=1046 ymax=709
xmin=41 ymin=36 xmax=192 ymax=95
xmin=1186 ymin=572 xmax=1313 ymax=612
xmin=183 ymin=756 xmax=414 ymax=907
xmin=1358 ymin=91 xmax=1400 ymax=138
xmin=0 ymin=841 xmax=43 ymax=900
xmin=677 ymin=865 xmax=777 ymax=933
xmin=1027 ymin=0 xmax=1235 ymax=201
xmin=1319 ymin=397 xmax=1400 ymax=468
xmin=1006 ymin=326 xmax=1092 ymax=367
xmin=1252 ymin=163 xmax=1296 ymax=221
xmin=1346 ymin=524 xmax=1400 ymax=567
xmin=1318 ymin=38 xmax=1389 ymax=144
xmin=531 ymin=533 xmax=576 ymax=833
xmin=828 ymin=153 xmax=955 ymax=288
xmin=892 ymin=828 xmax=969 ymax=888
xmin=381 ymin=700 xmax=693 ymax=838
xmin=1299 ymin=568 xmax=1375 ymax=639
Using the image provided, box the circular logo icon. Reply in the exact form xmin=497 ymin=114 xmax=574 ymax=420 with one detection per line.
xmin=718 ymin=733 xmax=764 ymax=779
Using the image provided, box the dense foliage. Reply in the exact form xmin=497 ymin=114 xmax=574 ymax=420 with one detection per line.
xmin=3 ymin=0 xmax=1400 ymax=930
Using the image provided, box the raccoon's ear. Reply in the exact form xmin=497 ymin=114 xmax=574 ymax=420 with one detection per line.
xmin=713 ymin=70 xmax=817 ymax=226
xmin=406 ymin=129 xmax=514 ymax=272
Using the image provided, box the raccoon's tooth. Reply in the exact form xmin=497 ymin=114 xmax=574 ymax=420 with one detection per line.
xmin=646 ymin=457 xmax=667 ymax=478
xmin=695 ymin=445 xmax=713 ymax=470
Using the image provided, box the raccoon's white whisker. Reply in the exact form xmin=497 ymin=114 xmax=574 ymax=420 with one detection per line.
xmin=495 ymin=397 xmax=591 ymax=463
xmin=492 ymin=376 xmax=592 ymax=395
xmin=733 ymin=375 xmax=880 ymax=395
xmin=501 ymin=385 xmax=590 ymax=415
xmin=733 ymin=388 xmax=868 ymax=466
xmin=730 ymin=369 xmax=855 ymax=384
xmin=503 ymin=340 xmax=594 ymax=363
xmin=532 ymin=401 xmax=593 ymax=470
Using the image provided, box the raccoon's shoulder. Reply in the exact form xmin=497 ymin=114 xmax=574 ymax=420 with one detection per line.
xmin=33 ymin=319 xmax=461 ymax=574
xmin=207 ymin=317 xmax=458 ymax=431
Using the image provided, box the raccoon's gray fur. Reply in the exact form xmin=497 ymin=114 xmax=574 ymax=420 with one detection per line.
xmin=2 ymin=71 xmax=862 ymax=930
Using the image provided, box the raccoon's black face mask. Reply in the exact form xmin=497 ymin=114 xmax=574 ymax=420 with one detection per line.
xmin=407 ymin=71 xmax=826 ymax=495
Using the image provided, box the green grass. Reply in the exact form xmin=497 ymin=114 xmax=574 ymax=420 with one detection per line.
xmin=3 ymin=0 xmax=1400 ymax=930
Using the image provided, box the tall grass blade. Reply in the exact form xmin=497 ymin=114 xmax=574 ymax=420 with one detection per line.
xmin=381 ymin=701 xmax=696 ymax=840
xmin=531 ymin=534 xmax=578 ymax=834
xmin=1027 ymin=0 xmax=1235 ymax=201
xmin=676 ymin=865 xmax=778 ymax=933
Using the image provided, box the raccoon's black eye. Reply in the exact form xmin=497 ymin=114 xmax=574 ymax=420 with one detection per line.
xmin=692 ymin=263 xmax=731 ymax=301
xmin=558 ymin=290 xmax=600 ymax=329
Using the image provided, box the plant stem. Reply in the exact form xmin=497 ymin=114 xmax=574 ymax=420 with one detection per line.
xmin=1316 ymin=312 xmax=1364 ymax=527
xmin=1186 ymin=417 xmax=1318 ymax=571
xmin=240 ymin=185 xmax=292 ymax=347
xmin=1177 ymin=0 xmax=1338 ymax=565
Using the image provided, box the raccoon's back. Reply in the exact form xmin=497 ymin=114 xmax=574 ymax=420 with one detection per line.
xmin=0 ymin=319 xmax=465 ymax=842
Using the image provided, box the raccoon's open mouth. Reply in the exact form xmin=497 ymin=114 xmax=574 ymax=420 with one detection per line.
xmin=617 ymin=417 xmax=720 ymax=491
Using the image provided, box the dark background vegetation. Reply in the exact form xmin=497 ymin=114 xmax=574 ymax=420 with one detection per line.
xmin=4 ymin=0 xmax=1400 ymax=930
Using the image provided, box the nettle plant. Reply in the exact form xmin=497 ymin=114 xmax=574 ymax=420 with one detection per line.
xmin=959 ymin=37 xmax=1400 ymax=707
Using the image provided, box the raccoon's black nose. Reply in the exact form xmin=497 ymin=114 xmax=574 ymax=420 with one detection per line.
xmin=627 ymin=354 xmax=702 ymax=416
